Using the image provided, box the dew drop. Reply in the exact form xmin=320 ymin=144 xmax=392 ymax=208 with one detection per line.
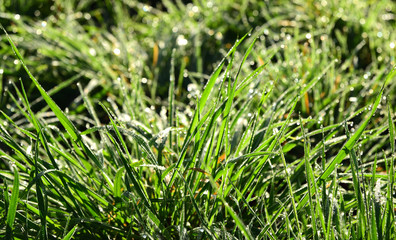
xmin=89 ymin=48 xmax=96 ymax=56
xmin=113 ymin=48 xmax=121 ymax=56
xmin=142 ymin=5 xmax=150 ymax=12
xmin=177 ymin=35 xmax=188 ymax=46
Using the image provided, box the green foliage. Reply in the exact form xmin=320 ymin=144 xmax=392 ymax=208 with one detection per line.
xmin=1 ymin=0 xmax=396 ymax=239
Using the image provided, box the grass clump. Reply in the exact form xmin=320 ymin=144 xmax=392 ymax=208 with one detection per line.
xmin=1 ymin=0 xmax=396 ymax=239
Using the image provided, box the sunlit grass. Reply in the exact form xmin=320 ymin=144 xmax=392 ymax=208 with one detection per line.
xmin=1 ymin=0 xmax=396 ymax=239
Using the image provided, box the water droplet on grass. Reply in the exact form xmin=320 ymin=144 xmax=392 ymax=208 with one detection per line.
xmin=89 ymin=48 xmax=96 ymax=56
xmin=176 ymin=35 xmax=188 ymax=46
xmin=113 ymin=48 xmax=121 ymax=56
xmin=263 ymin=29 xmax=269 ymax=35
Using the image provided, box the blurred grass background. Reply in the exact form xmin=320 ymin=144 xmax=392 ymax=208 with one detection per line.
xmin=1 ymin=0 xmax=393 ymax=107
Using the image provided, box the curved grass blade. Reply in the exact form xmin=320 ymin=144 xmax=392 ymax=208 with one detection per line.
xmin=1 ymin=25 xmax=80 ymax=142
xmin=297 ymin=67 xmax=396 ymax=212
xmin=320 ymin=67 xmax=396 ymax=180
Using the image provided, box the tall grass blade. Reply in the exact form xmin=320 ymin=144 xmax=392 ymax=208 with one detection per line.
xmin=320 ymin=67 xmax=396 ymax=180
xmin=385 ymin=101 xmax=395 ymax=238
xmin=5 ymin=167 xmax=19 ymax=239
xmin=1 ymin=25 xmax=80 ymax=142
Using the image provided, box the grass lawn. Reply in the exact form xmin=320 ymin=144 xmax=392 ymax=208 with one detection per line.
xmin=1 ymin=0 xmax=396 ymax=239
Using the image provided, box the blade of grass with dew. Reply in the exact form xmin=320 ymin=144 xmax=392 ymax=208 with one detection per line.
xmin=299 ymin=115 xmax=318 ymax=239
xmin=208 ymin=175 xmax=253 ymax=240
xmin=5 ymin=166 xmax=19 ymax=239
xmin=8 ymin=80 xmax=39 ymax=130
xmin=100 ymin=105 xmax=153 ymax=210
xmin=167 ymin=107 xmax=213 ymax=188
xmin=217 ymin=37 xmax=257 ymax=163
xmin=385 ymin=100 xmax=395 ymax=238
xmin=34 ymin=137 xmax=49 ymax=240
xmin=241 ymin=97 xmax=298 ymax=200
xmin=280 ymin=150 xmax=303 ymax=239
xmin=0 ymin=125 xmax=34 ymax=167
xmin=325 ymin=174 xmax=338 ymax=240
xmin=39 ymin=128 xmax=91 ymax=215
xmin=90 ymin=124 xmax=157 ymax=165
xmin=32 ymin=73 xmax=83 ymax=114
xmin=320 ymin=67 xmax=396 ymax=181
xmin=172 ymin=50 xmax=241 ymax=188
xmin=371 ymin=200 xmax=379 ymax=240
xmin=296 ymin=68 xmax=396 ymax=219
xmin=349 ymin=145 xmax=367 ymax=237
xmin=47 ymin=145 xmax=88 ymax=174
xmin=213 ymin=52 xmax=235 ymax=163
xmin=1 ymin=26 xmax=80 ymax=142
xmin=188 ymin=107 xmax=222 ymax=197
xmin=168 ymin=49 xmax=176 ymax=149
xmin=1 ymin=110 xmax=37 ymax=140
xmin=197 ymin=32 xmax=249 ymax=115
xmin=2 ymin=25 xmax=104 ymax=172
xmin=100 ymin=116 xmax=168 ymax=237
xmin=175 ymin=169 xmax=216 ymax=239
xmin=370 ymin=154 xmax=380 ymax=239
xmin=188 ymin=32 xmax=249 ymax=141
xmin=23 ymin=169 xmax=82 ymax=218
xmin=343 ymin=120 xmax=368 ymax=232
xmin=244 ymin=61 xmax=335 ymax=187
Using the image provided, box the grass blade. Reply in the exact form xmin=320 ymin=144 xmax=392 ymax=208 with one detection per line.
xmin=5 ymin=166 xmax=20 ymax=239
xmin=320 ymin=67 xmax=396 ymax=180
xmin=62 ymin=224 xmax=78 ymax=240
xmin=1 ymin=25 xmax=80 ymax=142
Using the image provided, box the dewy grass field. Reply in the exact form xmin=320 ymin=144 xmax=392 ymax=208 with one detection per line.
xmin=0 ymin=0 xmax=396 ymax=239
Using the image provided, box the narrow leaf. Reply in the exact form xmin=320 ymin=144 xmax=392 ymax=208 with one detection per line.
xmin=6 ymin=167 xmax=19 ymax=238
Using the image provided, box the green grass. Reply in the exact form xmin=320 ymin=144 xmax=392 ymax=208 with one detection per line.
xmin=1 ymin=0 xmax=396 ymax=239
